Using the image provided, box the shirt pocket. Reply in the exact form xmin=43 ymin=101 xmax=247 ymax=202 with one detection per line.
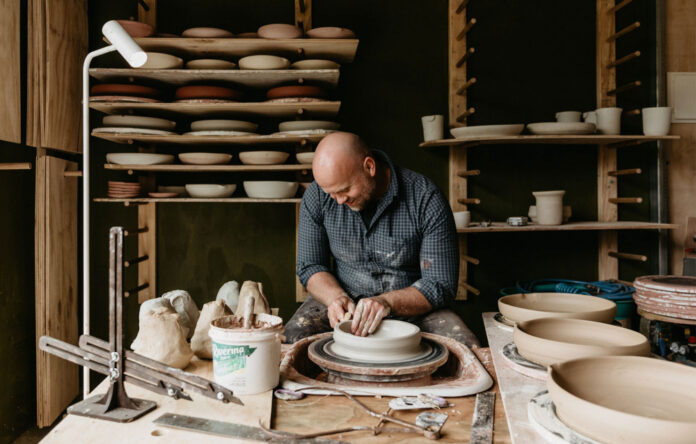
xmin=371 ymin=235 xmax=419 ymax=270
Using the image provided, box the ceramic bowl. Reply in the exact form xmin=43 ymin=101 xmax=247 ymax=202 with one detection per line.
xmin=291 ymin=59 xmax=341 ymax=70
xmin=238 ymin=55 xmax=290 ymax=70
xmin=185 ymin=184 xmax=236 ymax=198
xmin=257 ymin=23 xmax=303 ymax=39
xmin=175 ymin=85 xmax=241 ymax=100
xmin=238 ymin=151 xmax=289 ymax=165
xmin=102 ymin=115 xmax=176 ymax=130
xmin=93 ymin=127 xmax=176 ymax=136
xmin=190 ymin=119 xmax=258 ymax=132
xmin=295 ymin=152 xmax=314 ymax=164
xmin=498 ymin=293 xmax=617 ymax=324
xmin=278 ymin=120 xmax=340 ymax=132
xmin=116 ymin=20 xmax=154 ymax=37
xmin=178 ymin=152 xmax=232 ymax=165
xmin=514 ymin=317 xmax=650 ymax=367
xmin=267 ymin=85 xmax=327 ymax=100
xmin=158 ymin=185 xmax=187 ymax=196
xmin=548 ymin=356 xmax=696 ymax=444
xmin=185 ymin=59 xmax=236 ymax=69
xmin=106 ymin=153 xmax=174 ymax=165
xmin=91 ymin=83 xmax=160 ymax=97
xmin=526 ymin=122 xmax=596 ymax=135
xmin=450 ymin=124 xmax=525 ymax=138
xmin=138 ymin=52 xmax=184 ymax=69
xmin=306 ymin=27 xmax=355 ymax=39
xmin=181 ymin=27 xmax=234 ymax=38
xmin=243 ymin=181 xmax=298 ymax=198
xmin=331 ymin=320 xmax=422 ymax=362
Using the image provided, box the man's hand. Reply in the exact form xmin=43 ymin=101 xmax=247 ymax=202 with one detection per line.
xmin=327 ymin=294 xmax=356 ymax=328
xmin=351 ymin=296 xmax=391 ymax=336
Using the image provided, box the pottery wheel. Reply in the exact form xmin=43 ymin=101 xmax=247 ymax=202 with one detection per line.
xmin=493 ymin=312 xmax=515 ymax=329
xmin=528 ymin=391 xmax=600 ymax=444
xmin=307 ymin=337 xmax=448 ymax=382
xmin=501 ymin=342 xmax=546 ymax=380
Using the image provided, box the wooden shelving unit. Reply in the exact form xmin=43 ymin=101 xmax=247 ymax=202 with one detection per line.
xmin=420 ymin=134 xmax=679 ymax=148
xmin=92 ymin=131 xmax=326 ymax=145
xmin=95 ymin=197 xmax=302 ymax=204
xmin=458 ymin=221 xmax=678 ymax=233
xmin=104 ymin=164 xmax=312 ymax=172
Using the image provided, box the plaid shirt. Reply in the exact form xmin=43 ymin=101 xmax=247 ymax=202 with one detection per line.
xmin=296 ymin=150 xmax=459 ymax=309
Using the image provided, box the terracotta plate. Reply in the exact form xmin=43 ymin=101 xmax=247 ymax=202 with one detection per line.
xmin=181 ymin=27 xmax=234 ymax=38
xmin=498 ymin=292 xmax=617 ymax=324
xmin=102 ymin=115 xmax=176 ymax=130
xmin=306 ymin=27 xmax=355 ymax=39
xmin=185 ymin=59 xmax=236 ymax=70
xmin=267 ymin=85 xmax=328 ymax=100
xmin=257 ymin=23 xmax=303 ymax=39
xmin=175 ymin=85 xmax=242 ymax=100
xmin=90 ymin=83 xmax=161 ymax=97
xmin=116 ymin=20 xmax=154 ymax=38
xmin=291 ymin=59 xmax=341 ymax=70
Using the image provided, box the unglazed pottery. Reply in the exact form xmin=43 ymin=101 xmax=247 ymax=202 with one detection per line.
xmin=191 ymin=299 xmax=233 ymax=359
xmin=185 ymin=59 xmax=236 ymax=69
xmin=243 ymin=181 xmax=298 ymax=198
xmin=91 ymin=83 xmax=160 ymax=97
xmin=89 ymin=95 xmax=161 ymax=103
xmin=116 ymin=20 xmax=154 ymax=37
xmin=453 ymin=211 xmax=471 ymax=229
xmin=306 ymin=27 xmax=355 ymax=39
xmin=450 ymin=124 xmax=524 ymax=138
xmin=547 ymin=356 xmax=696 ymax=444
xmin=532 ymin=190 xmax=565 ymax=225
xmin=526 ymin=122 xmax=596 ymax=135
xmin=331 ymin=320 xmax=422 ymax=362
xmin=633 ymin=275 xmax=696 ymax=320
xmin=216 ymin=280 xmax=240 ymax=312
xmin=555 ymin=111 xmax=581 ymax=122
xmin=184 ymin=130 xmax=257 ymax=136
xmin=278 ymin=120 xmax=340 ymax=132
xmin=291 ymin=59 xmax=341 ymax=69
xmin=422 ymin=115 xmax=444 ymax=141
xmin=92 ymin=127 xmax=176 ymax=136
xmin=257 ymin=23 xmax=303 ymax=39
xmin=498 ymin=292 xmax=617 ymax=324
xmin=138 ymin=52 xmax=184 ymax=69
xmin=642 ymin=107 xmax=672 ymax=136
xmin=106 ymin=153 xmax=174 ymax=165
xmin=102 ymin=115 xmax=176 ymax=130
xmin=190 ymin=119 xmax=258 ymax=132
xmin=185 ymin=184 xmax=237 ymax=198
xmin=295 ymin=152 xmax=315 ymax=164
xmin=514 ymin=317 xmax=650 ymax=366
xmin=238 ymin=55 xmax=290 ymax=70
xmin=235 ymin=281 xmax=271 ymax=315
xmin=158 ymin=185 xmax=186 ymax=195
xmin=181 ymin=27 xmax=234 ymax=38
xmin=148 ymin=192 xmax=178 ymax=198
xmin=178 ymin=152 xmax=232 ymax=165
xmin=162 ymin=289 xmax=200 ymax=339
xmin=266 ymin=85 xmax=327 ymax=100
xmin=131 ymin=305 xmax=193 ymax=369
xmin=175 ymin=85 xmax=241 ymax=100
xmin=238 ymin=151 xmax=289 ymax=165
xmin=596 ymin=107 xmax=622 ymax=135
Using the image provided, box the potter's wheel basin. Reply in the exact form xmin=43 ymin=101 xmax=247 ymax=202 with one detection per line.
xmin=498 ymin=292 xmax=617 ymax=323
xmin=548 ymin=356 xmax=696 ymax=444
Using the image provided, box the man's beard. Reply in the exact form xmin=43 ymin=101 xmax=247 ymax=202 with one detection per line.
xmin=348 ymin=179 xmax=377 ymax=211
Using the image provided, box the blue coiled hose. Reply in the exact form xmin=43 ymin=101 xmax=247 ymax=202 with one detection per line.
xmin=499 ymin=278 xmax=634 ymax=301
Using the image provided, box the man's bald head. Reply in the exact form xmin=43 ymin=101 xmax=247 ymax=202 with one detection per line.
xmin=313 ymin=132 xmax=371 ymax=171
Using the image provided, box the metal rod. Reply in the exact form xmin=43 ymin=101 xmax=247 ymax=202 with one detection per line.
xmin=456 ymin=47 xmax=476 ymax=68
xmin=607 ymin=50 xmax=641 ymax=69
xmin=456 ymin=0 xmax=469 ymax=14
xmin=458 ymin=198 xmax=480 ymax=205
xmin=0 ymin=162 xmax=32 ymax=170
xmin=462 ymin=255 xmax=480 ymax=265
xmin=609 ymin=197 xmax=643 ymax=204
xmin=124 ymin=283 xmax=149 ymax=298
xmin=609 ymin=251 xmax=648 ymax=262
xmin=607 ymin=0 xmax=633 ymax=14
xmin=626 ymin=108 xmax=641 ymax=116
xmin=456 ymin=107 xmax=476 ymax=122
xmin=463 ymin=282 xmax=481 ymax=296
xmin=456 ymin=77 xmax=477 ymax=95
xmin=607 ymin=80 xmax=641 ymax=96
xmin=124 ymin=255 xmax=149 ymax=268
xmin=457 ymin=169 xmax=481 ymax=177
xmin=124 ymin=227 xmax=148 ymax=237
xmin=609 ymin=168 xmax=642 ymax=176
xmin=607 ymin=21 xmax=640 ymax=42
xmin=456 ymin=18 xmax=477 ymax=41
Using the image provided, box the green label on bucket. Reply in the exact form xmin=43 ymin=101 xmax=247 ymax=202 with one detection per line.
xmin=213 ymin=343 xmax=257 ymax=375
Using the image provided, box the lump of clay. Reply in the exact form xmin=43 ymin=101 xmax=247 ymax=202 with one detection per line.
xmin=162 ymin=289 xmax=199 ymax=339
xmin=191 ymin=300 xmax=233 ymax=359
xmin=139 ymin=297 xmax=173 ymax=320
xmin=131 ymin=305 xmax=193 ymax=369
xmin=236 ymin=281 xmax=271 ymax=315
xmin=216 ymin=280 xmax=240 ymax=312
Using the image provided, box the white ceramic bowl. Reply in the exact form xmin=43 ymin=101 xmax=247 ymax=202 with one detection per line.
xmin=185 ymin=184 xmax=236 ymax=198
xmin=526 ymin=122 xmax=596 ymax=135
xmin=243 ymin=181 xmax=298 ymax=198
xmin=238 ymin=151 xmax=289 ymax=165
xmin=278 ymin=120 xmax=340 ymax=132
xmin=190 ymin=119 xmax=258 ymax=132
xmin=295 ymin=152 xmax=315 ymax=164
xmin=178 ymin=152 xmax=232 ymax=165
xmin=238 ymin=55 xmax=290 ymax=70
xmin=106 ymin=153 xmax=174 ymax=165
xmin=331 ymin=320 xmax=422 ymax=362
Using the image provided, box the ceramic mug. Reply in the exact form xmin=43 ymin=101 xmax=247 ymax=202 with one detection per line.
xmin=528 ymin=205 xmax=538 ymax=223
xmin=532 ymin=190 xmax=565 ymax=225
xmin=421 ymin=115 xmax=444 ymax=142
xmin=596 ymin=107 xmax=622 ymax=135
xmin=555 ymin=111 xmax=581 ymax=123
xmin=582 ymin=111 xmax=597 ymax=125
xmin=642 ymin=107 xmax=672 ymax=136
xmin=453 ymin=210 xmax=471 ymax=229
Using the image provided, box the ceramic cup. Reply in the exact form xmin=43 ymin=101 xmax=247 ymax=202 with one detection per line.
xmin=642 ymin=107 xmax=672 ymax=136
xmin=421 ymin=115 xmax=444 ymax=142
xmin=453 ymin=210 xmax=471 ymax=229
xmin=528 ymin=205 xmax=538 ymax=223
xmin=596 ymin=107 xmax=622 ymax=135
xmin=532 ymin=190 xmax=565 ymax=225
xmin=582 ymin=111 xmax=597 ymax=125
xmin=555 ymin=111 xmax=582 ymax=122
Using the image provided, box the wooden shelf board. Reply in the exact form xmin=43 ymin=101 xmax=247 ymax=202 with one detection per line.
xmin=637 ymin=308 xmax=696 ymax=326
xmin=104 ymin=164 xmax=312 ymax=172
xmin=89 ymin=68 xmax=340 ymax=88
xmin=92 ymin=131 xmax=325 ymax=145
xmin=421 ymin=134 xmax=680 ymax=148
xmin=89 ymin=101 xmax=340 ymax=117
xmin=133 ymin=37 xmax=359 ymax=63
xmin=458 ymin=221 xmax=678 ymax=233
xmin=94 ymin=197 xmax=302 ymax=203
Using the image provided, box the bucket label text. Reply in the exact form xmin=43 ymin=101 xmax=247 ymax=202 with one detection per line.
xmin=213 ymin=343 xmax=257 ymax=374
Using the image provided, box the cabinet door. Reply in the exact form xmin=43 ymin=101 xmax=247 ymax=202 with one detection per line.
xmin=0 ymin=0 xmax=21 ymax=144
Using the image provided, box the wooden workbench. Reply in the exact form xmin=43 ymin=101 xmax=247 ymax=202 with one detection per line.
xmin=41 ymin=348 xmax=511 ymax=443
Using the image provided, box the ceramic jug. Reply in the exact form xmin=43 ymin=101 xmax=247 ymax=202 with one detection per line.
xmin=532 ymin=190 xmax=565 ymax=225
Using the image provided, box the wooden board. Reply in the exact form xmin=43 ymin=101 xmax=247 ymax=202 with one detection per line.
xmin=138 ymin=203 xmax=156 ymax=303
xmin=94 ymin=198 xmax=302 ymax=204
xmin=458 ymin=221 xmax=677 ymax=233
xmin=420 ymin=135 xmax=679 ymax=148
xmin=0 ymin=0 xmax=21 ymax=144
xmin=89 ymin=68 xmax=340 ymax=89
xmin=93 ymin=132 xmax=325 ymax=146
xmin=133 ymin=37 xmax=359 ymax=63
xmin=89 ymin=101 xmax=341 ymax=118
xmin=104 ymin=164 xmax=313 ymax=173
xmin=40 ymin=358 xmax=273 ymax=443
xmin=35 ymin=153 xmax=80 ymax=427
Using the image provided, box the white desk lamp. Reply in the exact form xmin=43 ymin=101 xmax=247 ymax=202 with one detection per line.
xmin=82 ymin=20 xmax=146 ymax=397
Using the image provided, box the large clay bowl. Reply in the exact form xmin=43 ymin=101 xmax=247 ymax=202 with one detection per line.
xmin=185 ymin=184 xmax=236 ymax=198
xmin=138 ymin=52 xmax=184 ymax=69
xmin=238 ymin=55 xmax=290 ymax=70
xmin=291 ymin=59 xmax=341 ymax=70
xmin=498 ymin=293 xmax=616 ymax=324
xmin=257 ymin=24 xmax=303 ymax=39
xmin=238 ymin=151 xmax=289 ymax=165
xmin=185 ymin=59 xmax=236 ymax=70
xmin=243 ymin=181 xmax=298 ymax=199
xmin=331 ymin=320 xmax=422 ymax=362
xmin=181 ymin=27 xmax=234 ymax=38
xmin=548 ymin=356 xmax=696 ymax=444
xmin=306 ymin=27 xmax=355 ymax=39
xmin=514 ymin=318 xmax=649 ymax=366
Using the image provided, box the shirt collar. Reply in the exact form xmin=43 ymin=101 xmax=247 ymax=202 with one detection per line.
xmin=371 ymin=149 xmax=399 ymax=205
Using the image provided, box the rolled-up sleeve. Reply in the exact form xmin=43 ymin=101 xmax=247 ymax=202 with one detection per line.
xmin=296 ymin=184 xmax=332 ymax=286
xmin=410 ymin=189 xmax=459 ymax=308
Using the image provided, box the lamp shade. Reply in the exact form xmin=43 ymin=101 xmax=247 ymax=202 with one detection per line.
xmin=101 ymin=20 xmax=147 ymax=68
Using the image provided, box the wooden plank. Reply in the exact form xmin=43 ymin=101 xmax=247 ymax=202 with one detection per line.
xmin=138 ymin=203 xmax=157 ymax=303
xmin=104 ymin=164 xmax=313 ymax=173
xmin=137 ymin=0 xmax=156 ymax=28
xmin=89 ymin=101 xmax=341 ymax=118
xmin=89 ymin=68 xmax=340 ymax=88
xmin=134 ymin=37 xmax=359 ymax=63
xmin=458 ymin=221 xmax=678 ymax=233
xmin=95 ymin=198 xmax=302 ymax=204
xmin=35 ymin=153 xmax=79 ymax=427
xmin=93 ymin=131 xmax=326 ymax=146
xmin=0 ymin=162 xmax=32 ymax=170
xmin=597 ymin=0 xmax=616 ymax=108
xmin=295 ymin=202 xmax=309 ymax=302
xmin=0 ymin=0 xmax=21 ymax=144
xmin=294 ymin=0 xmax=312 ymax=33
xmin=420 ymin=134 xmax=679 ymax=148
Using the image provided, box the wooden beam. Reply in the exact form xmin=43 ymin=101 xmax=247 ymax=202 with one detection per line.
xmin=609 ymin=197 xmax=643 ymax=204
xmin=0 ymin=0 xmax=21 ymax=144
xmin=294 ymin=0 xmax=312 ymax=33
xmin=607 ymin=50 xmax=641 ymax=69
xmin=597 ymin=0 xmax=616 ymax=108
xmin=137 ymin=203 xmax=156 ymax=303
xmin=608 ymin=168 xmax=642 ymax=176
xmin=607 ymin=21 xmax=640 ymax=42
xmin=0 ymin=162 xmax=32 ymax=170
xmin=607 ymin=80 xmax=641 ymax=96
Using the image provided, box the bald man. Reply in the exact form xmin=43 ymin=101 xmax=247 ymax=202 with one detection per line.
xmin=286 ymin=132 xmax=479 ymax=347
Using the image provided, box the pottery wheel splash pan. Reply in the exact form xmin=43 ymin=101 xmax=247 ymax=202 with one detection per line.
xmin=308 ymin=337 xmax=448 ymax=382
xmin=498 ymin=292 xmax=617 ymax=324
xmin=548 ymin=355 xmax=696 ymax=444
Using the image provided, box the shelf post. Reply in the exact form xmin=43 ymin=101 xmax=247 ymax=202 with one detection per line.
xmin=137 ymin=203 xmax=156 ymax=302
xmin=294 ymin=0 xmax=312 ymax=33
xmin=137 ymin=0 xmax=157 ymax=29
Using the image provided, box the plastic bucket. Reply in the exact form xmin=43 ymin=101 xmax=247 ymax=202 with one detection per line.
xmin=209 ymin=313 xmax=283 ymax=395
xmin=614 ymin=299 xmax=636 ymax=328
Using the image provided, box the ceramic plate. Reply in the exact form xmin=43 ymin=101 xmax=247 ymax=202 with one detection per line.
xmin=257 ymin=23 xmax=303 ymax=39
xmin=93 ymin=127 xmax=176 ymax=136
xmin=527 ymin=122 xmax=596 ymax=135
xmin=116 ymin=20 xmax=154 ymax=38
xmin=158 ymin=186 xmax=187 ymax=195
xmin=138 ymin=52 xmax=184 ymax=69
xmin=272 ymin=129 xmax=335 ymax=136
xmin=185 ymin=184 xmax=237 ymax=198
xmin=106 ymin=153 xmax=175 ymax=165
xmin=278 ymin=120 xmax=340 ymax=132
xmin=238 ymin=55 xmax=290 ymax=70
xmin=238 ymin=151 xmax=289 ymax=165
xmin=450 ymin=124 xmax=525 ymax=139
xmin=498 ymin=292 xmax=617 ymax=324
xmin=89 ymin=95 xmax=161 ymax=103
xmin=183 ymin=130 xmax=258 ymax=136
xmin=148 ymin=192 xmax=179 ymax=198
xmin=243 ymin=181 xmax=298 ymax=198
xmin=265 ymin=97 xmax=324 ymax=103
xmin=185 ymin=59 xmax=236 ymax=69
xmin=175 ymin=85 xmax=242 ymax=100
xmin=295 ymin=152 xmax=314 ymax=164
xmin=190 ymin=119 xmax=258 ymax=132
xmin=178 ymin=152 xmax=232 ymax=165
xmin=182 ymin=27 xmax=234 ymax=38
xmin=291 ymin=59 xmax=341 ymax=70
xmin=266 ymin=85 xmax=328 ymax=100
xmin=306 ymin=27 xmax=355 ymax=39
xmin=90 ymin=83 xmax=161 ymax=97
xmin=102 ymin=115 xmax=176 ymax=130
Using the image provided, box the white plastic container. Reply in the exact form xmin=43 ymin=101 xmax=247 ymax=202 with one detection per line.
xmin=209 ymin=313 xmax=283 ymax=395
xmin=532 ymin=190 xmax=565 ymax=225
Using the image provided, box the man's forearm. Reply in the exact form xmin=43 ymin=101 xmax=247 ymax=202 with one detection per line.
xmin=378 ymin=286 xmax=432 ymax=316
xmin=306 ymin=271 xmax=349 ymax=307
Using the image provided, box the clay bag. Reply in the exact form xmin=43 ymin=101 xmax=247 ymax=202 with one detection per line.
xmin=131 ymin=305 xmax=193 ymax=369
xmin=236 ymin=281 xmax=271 ymax=315
xmin=162 ymin=289 xmax=200 ymax=339
xmin=215 ymin=280 xmax=240 ymax=312
xmin=191 ymin=300 xmax=233 ymax=359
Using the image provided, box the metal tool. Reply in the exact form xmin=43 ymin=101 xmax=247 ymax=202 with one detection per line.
xmin=507 ymin=216 xmax=528 ymax=226
xmin=470 ymin=392 xmax=495 ymax=444
xmin=38 ymin=227 xmax=241 ymax=423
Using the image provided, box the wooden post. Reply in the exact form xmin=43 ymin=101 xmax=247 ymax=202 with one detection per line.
xmin=138 ymin=203 xmax=156 ymax=302
xmin=138 ymin=0 xmax=157 ymax=29
xmin=294 ymin=0 xmax=312 ymax=33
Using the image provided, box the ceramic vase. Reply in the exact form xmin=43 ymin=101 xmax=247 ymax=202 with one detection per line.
xmin=532 ymin=190 xmax=565 ymax=225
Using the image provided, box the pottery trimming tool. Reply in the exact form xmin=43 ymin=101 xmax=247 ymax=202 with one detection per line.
xmin=39 ymin=227 xmax=241 ymax=422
